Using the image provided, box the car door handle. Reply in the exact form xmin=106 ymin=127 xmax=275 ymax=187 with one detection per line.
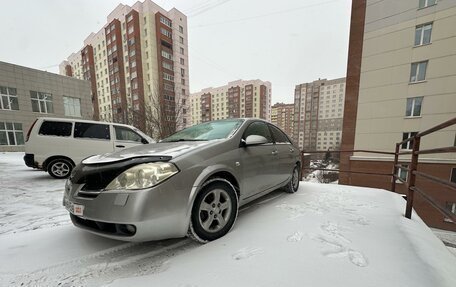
xmin=116 ymin=145 xmax=125 ymax=148
xmin=289 ymin=148 xmax=294 ymax=153
xmin=272 ymin=150 xmax=278 ymax=155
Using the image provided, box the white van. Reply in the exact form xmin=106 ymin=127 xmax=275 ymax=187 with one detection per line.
xmin=24 ymin=117 xmax=154 ymax=178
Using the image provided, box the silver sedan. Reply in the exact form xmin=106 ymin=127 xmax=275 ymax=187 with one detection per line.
xmin=63 ymin=118 xmax=301 ymax=242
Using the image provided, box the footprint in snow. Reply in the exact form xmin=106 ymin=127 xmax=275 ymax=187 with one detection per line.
xmin=287 ymin=231 xmax=304 ymax=242
xmin=348 ymin=217 xmax=370 ymax=226
xmin=348 ymin=250 xmax=368 ymax=267
xmin=232 ymin=247 xmax=263 ymax=260
xmin=309 ymin=231 xmax=369 ymax=267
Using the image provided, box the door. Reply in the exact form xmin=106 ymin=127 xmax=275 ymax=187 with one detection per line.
xmin=72 ymin=122 xmax=112 ymax=164
xmin=239 ymin=121 xmax=277 ymax=198
xmin=269 ymin=124 xmax=295 ymax=184
xmin=113 ymin=125 xmax=147 ymax=151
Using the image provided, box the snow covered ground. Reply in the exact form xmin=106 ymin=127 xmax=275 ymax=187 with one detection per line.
xmin=1 ymin=152 xmax=456 ymax=287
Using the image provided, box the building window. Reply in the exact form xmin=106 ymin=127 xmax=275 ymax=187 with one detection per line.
xmin=444 ymin=202 xmax=455 ymax=223
xmin=179 ymin=25 xmax=183 ymax=33
xmin=415 ymin=23 xmax=432 ymax=46
xmin=160 ymin=16 xmax=172 ymax=28
xmin=161 ymin=50 xmax=172 ymax=60
xmin=410 ymin=61 xmax=428 ymax=83
xmin=63 ymin=96 xmax=81 ymax=117
xmin=0 ymin=122 xmax=24 ymax=146
xmin=0 ymin=86 xmax=19 ymax=110
xmin=401 ymin=132 xmax=418 ymax=149
xmin=160 ymin=27 xmax=172 ymax=38
xmin=163 ymin=73 xmax=174 ymax=81
xmin=451 ymin=168 xmax=456 ymax=184
xmin=180 ymin=58 xmax=184 ymax=65
xmin=419 ymin=0 xmax=436 ymax=9
xmin=179 ymin=36 xmax=184 ymax=44
xmin=162 ymin=61 xmax=173 ymax=71
xmin=397 ymin=165 xmax=409 ymax=182
xmin=127 ymin=14 xmax=133 ymax=22
xmin=180 ymin=47 xmax=184 ymax=55
xmin=30 ymin=91 xmax=53 ymax=113
xmin=405 ymin=97 xmax=423 ymax=117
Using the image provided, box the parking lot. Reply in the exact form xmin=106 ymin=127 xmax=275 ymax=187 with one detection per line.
xmin=1 ymin=152 xmax=455 ymax=287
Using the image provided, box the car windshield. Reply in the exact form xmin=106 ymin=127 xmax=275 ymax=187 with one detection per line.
xmin=161 ymin=119 xmax=244 ymax=142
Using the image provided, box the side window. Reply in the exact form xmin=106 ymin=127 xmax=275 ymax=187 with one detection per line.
xmin=38 ymin=121 xmax=72 ymax=137
xmin=74 ymin=122 xmax=110 ymax=140
xmin=243 ymin=122 xmax=273 ymax=143
xmin=115 ymin=126 xmax=142 ymax=142
xmin=269 ymin=125 xmax=291 ymax=144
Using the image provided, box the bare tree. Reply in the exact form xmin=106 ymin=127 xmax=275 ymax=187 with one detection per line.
xmin=124 ymin=83 xmax=187 ymax=141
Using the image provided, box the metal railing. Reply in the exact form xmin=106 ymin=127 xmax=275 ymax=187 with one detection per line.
xmin=301 ymin=116 xmax=456 ymax=223
xmin=392 ymin=117 xmax=456 ymax=222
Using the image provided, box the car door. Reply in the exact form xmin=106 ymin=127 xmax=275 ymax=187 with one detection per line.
xmin=268 ymin=124 xmax=296 ymax=184
xmin=113 ymin=125 xmax=147 ymax=151
xmin=239 ymin=121 xmax=277 ymax=198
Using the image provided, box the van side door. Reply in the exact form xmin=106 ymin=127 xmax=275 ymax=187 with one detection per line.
xmin=72 ymin=122 xmax=112 ymax=163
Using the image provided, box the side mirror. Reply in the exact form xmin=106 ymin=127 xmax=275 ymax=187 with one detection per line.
xmin=244 ymin=135 xmax=268 ymax=146
xmin=141 ymin=138 xmax=149 ymax=144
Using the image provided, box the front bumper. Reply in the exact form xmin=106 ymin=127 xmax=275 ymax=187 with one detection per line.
xmin=63 ymin=175 xmax=193 ymax=242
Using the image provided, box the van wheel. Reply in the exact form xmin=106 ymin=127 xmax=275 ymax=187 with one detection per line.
xmin=47 ymin=158 xmax=73 ymax=179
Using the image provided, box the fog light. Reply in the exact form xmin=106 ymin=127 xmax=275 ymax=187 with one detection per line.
xmin=126 ymin=224 xmax=136 ymax=234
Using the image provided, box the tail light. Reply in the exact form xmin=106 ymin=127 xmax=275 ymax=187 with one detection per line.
xmin=26 ymin=119 xmax=38 ymax=142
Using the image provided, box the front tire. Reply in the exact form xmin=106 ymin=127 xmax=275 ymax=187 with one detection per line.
xmin=188 ymin=179 xmax=238 ymax=243
xmin=284 ymin=164 xmax=300 ymax=193
xmin=47 ymin=158 xmax=73 ymax=179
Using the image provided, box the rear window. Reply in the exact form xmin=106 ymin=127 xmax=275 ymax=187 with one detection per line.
xmin=74 ymin=122 xmax=110 ymax=140
xmin=38 ymin=121 xmax=72 ymax=137
xmin=269 ymin=125 xmax=291 ymax=144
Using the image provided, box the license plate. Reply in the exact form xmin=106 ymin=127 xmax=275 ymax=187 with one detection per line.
xmin=73 ymin=204 xmax=84 ymax=216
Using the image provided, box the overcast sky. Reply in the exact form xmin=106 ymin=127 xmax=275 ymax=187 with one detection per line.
xmin=0 ymin=0 xmax=351 ymax=104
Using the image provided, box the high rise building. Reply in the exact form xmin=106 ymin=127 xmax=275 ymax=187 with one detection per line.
xmin=293 ymin=77 xmax=346 ymax=154
xmin=271 ymin=103 xmax=294 ymax=139
xmin=190 ymin=80 xmax=272 ymax=124
xmin=0 ymin=61 xmax=92 ymax=152
xmin=341 ymin=0 xmax=456 ymax=230
xmin=60 ymin=0 xmax=189 ymax=139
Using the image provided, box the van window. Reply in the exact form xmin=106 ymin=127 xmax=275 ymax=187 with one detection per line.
xmin=74 ymin=122 xmax=110 ymax=140
xmin=115 ymin=126 xmax=142 ymax=142
xmin=38 ymin=121 xmax=72 ymax=137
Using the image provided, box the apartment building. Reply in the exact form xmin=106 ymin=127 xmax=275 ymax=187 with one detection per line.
xmin=341 ymin=0 xmax=456 ymax=230
xmin=190 ymin=80 xmax=272 ymax=124
xmin=60 ymin=0 xmax=189 ymax=139
xmin=293 ymin=77 xmax=346 ymax=154
xmin=271 ymin=103 xmax=294 ymax=139
xmin=0 ymin=61 xmax=92 ymax=152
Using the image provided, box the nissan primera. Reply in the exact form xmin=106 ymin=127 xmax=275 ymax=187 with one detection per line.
xmin=63 ymin=119 xmax=301 ymax=242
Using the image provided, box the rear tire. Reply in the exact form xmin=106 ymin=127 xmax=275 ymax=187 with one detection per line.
xmin=284 ymin=164 xmax=300 ymax=193
xmin=188 ymin=179 xmax=238 ymax=243
xmin=47 ymin=158 xmax=73 ymax=179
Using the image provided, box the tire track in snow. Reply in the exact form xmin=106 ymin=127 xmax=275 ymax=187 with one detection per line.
xmin=9 ymin=238 xmax=199 ymax=286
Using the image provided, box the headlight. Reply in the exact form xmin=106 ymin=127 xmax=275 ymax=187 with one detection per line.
xmin=105 ymin=162 xmax=179 ymax=190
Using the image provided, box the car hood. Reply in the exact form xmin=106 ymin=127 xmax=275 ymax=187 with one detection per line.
xmin=82 ymin=140 xmax=218 ymax=165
